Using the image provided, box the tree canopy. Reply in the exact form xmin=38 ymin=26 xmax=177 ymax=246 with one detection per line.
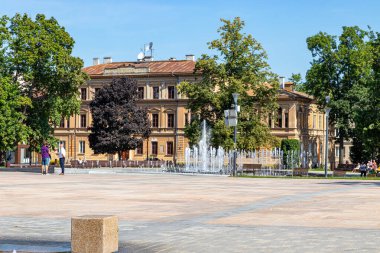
xmin=0 ymin=13 xmax=87 ymax=153
xmin=304 ymin=26 xmax=380 ymax=162
xmin=0 ymin=77 xmax=31 ymax=163
xmin=89 ymin=77 xmax=151 ymax=159
xmin=178 ymin=17 xmax=279 ymax=150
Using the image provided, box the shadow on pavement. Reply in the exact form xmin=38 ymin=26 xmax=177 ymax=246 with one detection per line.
xmin=317 ymin=181 xmax=380 ymax=186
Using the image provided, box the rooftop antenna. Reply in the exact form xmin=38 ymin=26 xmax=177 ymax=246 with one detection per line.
xmin=144 ymin=42 xmax=154 ymax=59
xmin=137 ymin=51 xmax=144 ymax=61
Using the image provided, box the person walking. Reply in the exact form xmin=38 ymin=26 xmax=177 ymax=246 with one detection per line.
xmin=359 ymin=162 xmax=367 ymax=177
xmin=41 ymin=141 xmax=50 ymax=175
xmin=58 ymin=142 xmax=66 ymax=175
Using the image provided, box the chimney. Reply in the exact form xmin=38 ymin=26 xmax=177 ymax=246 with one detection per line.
xmin=185 ymin=54 xmax=195 ymax=61
xmin=93 ymin=57 xmax=100 ymax=65
xmin=285 ymin=82 xmax=294 ymax=91
xmin=279 ymin=76 xmax=285 ymax=89
xmin=103 ymin=56 xmax=112 ymax=64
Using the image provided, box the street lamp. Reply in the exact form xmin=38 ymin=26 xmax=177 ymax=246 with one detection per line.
xmin=324 ymin=95 xmax=331 ymax=178
xmin=232 ymin=93 xmax=239 ymax=176
xmin=224 ymin=93 xmax=239 ymax=176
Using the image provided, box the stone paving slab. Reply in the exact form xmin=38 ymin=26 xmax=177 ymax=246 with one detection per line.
xmin=0 ymin=172 xmax=379 ymax=252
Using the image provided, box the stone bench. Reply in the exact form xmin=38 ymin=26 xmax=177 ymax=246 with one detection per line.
xmin=71 ymin=215 xmax=118 ymax=253
xmin=292 ymin=168 xmax=309 ymax=176
xmin=238 ymin=164 xmax=262 ymax=176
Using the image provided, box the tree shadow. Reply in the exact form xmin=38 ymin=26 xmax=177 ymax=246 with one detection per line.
xmin=0 ymin=239 xmax=70 ymax=253
xmin=317 ymin=180 xmax=380 ymax=186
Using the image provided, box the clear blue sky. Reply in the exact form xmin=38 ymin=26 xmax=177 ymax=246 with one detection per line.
xmin=3 ymin=0 xmax=380 ymax=79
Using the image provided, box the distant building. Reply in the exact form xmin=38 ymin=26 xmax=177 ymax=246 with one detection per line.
xmin=11 ymin=55 xmax=350 ymax=168
xmin=54 ymin=56 xmax=197 ymax=164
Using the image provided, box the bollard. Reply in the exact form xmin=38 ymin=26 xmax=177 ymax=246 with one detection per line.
xmin=71 ymin=215 xmax=118 ymax=253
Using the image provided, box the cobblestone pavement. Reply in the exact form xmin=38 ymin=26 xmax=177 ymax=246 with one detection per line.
xmin=0 ymin=172 xmax=379 ymax=252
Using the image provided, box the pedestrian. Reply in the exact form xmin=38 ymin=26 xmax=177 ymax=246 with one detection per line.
xmin=57 ymin=142 xmax=66 ymax=175
xmin=40 ymin=141 xmax=50 ymax=175
xmin=359 ymin=162 xmax=367 ymax=177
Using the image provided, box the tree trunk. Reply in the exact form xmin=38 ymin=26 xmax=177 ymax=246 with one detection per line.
xmin=339 ymin=132 xmax=344 ymax=165
xmin=0 ymin=151 xmax=4 ymax=166
xmin=29 ymin=139 xmax=32 ymax=166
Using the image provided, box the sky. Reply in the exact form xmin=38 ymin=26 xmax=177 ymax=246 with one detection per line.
xmin=2 ymin=0 xmax=380 ymax=79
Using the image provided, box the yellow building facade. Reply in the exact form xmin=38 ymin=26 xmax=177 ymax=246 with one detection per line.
xmin=53 ymin=58 xmax=197 ymax=164
xmin=13 ymin=56 xmax=339 ymax=168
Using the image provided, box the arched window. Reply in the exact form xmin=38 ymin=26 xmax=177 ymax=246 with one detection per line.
xmin=277 ymin=108 xmax=282 ymax=128
xmin=268 ymin=113 xmax=272 ymax=128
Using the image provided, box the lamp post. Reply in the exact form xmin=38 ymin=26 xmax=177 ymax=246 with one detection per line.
xmin=324 ymin=96 xmax=331 ymax=178
xmin=232 ymin=93 xmax=239 ymax=176
xmin=224 ymin=93 xmax=239 ymax=176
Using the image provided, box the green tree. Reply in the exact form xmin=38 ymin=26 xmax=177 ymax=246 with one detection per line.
xmin=304 ymin=26 xmax=373 ymax=164
xmin=281 ymin=139 xmax=300 ymax=168
xmin=289 ymin=73 xmax=306 ymax=92
xmin=178 ymin=17 xmax=279 ymax=150
xmin=0 ymin=13 xmax=87 ymax=153
xmin=350 ymin=30 xmax=380 ymax=162
xmin=89 ymin=78 xmax=151 ymax=160
xmin=0 ymin=77 xmax=31 ymax=164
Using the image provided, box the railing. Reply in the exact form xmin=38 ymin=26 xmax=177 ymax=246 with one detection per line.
xmin=70 ymin=160 xmax=166 ymax=168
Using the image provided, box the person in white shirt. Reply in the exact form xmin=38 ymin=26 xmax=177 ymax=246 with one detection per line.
xmin=58 ymin=142 xmax=66 ymax=175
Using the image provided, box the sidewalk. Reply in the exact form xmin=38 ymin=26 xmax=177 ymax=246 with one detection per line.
xmin=1 ymin=172 xmax=380 ymax=252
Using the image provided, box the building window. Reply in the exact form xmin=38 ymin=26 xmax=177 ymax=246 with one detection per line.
xmin=303 ymin=114 xmax=307 ymax=128
xmin=153 ymin=87 xmax=159 ymax=99
xmin=151 ymin=142 xmax=158 ymax=155
xmin=319 ymin=115 xmax=322 ymax=129
xmin=268 ymin=113 xmax=272 ymax=128
xmin=79 ymin=141 xmax=85 ymax=154
xmin=59 ymin=118 xmax=65 ymax=128
xmin=284 ymin=112 xmax=289 ymax=128
xmin=152 ymin=114 xmax=159 ymax=128
xmin=95 ymin=88 xmax=101 ymax=97
xmin=168 ymin=86 xmax=175 ymax=99
xmin=185 ymin=113 xmax=189 ymax=126
xmin=313 ymin=114 xmax=316 ymax=129
xmin=81 ymin=88 xmax=87 ymax=100
xmin=138 ymin=87 xmax=144 ymax=99
xmin=167 ymin=142 xmax=174 ymax=155
xmin=136 ymin=142 xmax=143 ymax=155
xmin=335 ymin=146 xmax=340 ymax=157
xmin=277 ymin=108 xmax=282 ymax=128
xmin=67 ymin=118 xmax=70 ymax=128
xmin=167 ymin=114 xmax=174 ymax=128
xmin=298 ymin=112 xmax=302 ymax=128
xmin=80 ymin=114 xmax=87 ymax=128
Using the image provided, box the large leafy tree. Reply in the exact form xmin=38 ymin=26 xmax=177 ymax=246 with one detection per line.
xmin=350 ymin=30 xmax=380 ymax=162
xmin=304 ymin=26 xmax=373 ymax=164
xmin=178 ymin=17 xmax=279 ymax=150
xmin=0 ymin=13 xmax=87 ymax=152
xmin=89 ymin=77 xmax=151 ymax=159
xmin=0 ymin=77 xmax=31 ymax=164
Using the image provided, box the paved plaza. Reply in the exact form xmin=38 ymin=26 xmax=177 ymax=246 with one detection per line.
xmin=0 ymin=172 xmax=380 ymax=252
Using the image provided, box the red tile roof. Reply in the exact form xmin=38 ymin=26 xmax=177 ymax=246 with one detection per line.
xmin=82 ymin=60 xmax=196 ymax=76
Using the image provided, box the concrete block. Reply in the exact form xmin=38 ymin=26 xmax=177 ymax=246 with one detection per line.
xmin=71 ymin=215 xmax=118 ymax=253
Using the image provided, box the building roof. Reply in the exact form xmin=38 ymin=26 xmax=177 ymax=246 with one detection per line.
xmin=83 ymin=60 xmax=196 ymax=76
xmin=278 ymin=88 xmax=314 ymax=100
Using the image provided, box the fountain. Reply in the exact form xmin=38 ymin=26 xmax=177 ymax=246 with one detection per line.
xmin=184 ymin=120 xmax=227 ymax=174
xmin=184 ymin=120 xmax=288 ymax=175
